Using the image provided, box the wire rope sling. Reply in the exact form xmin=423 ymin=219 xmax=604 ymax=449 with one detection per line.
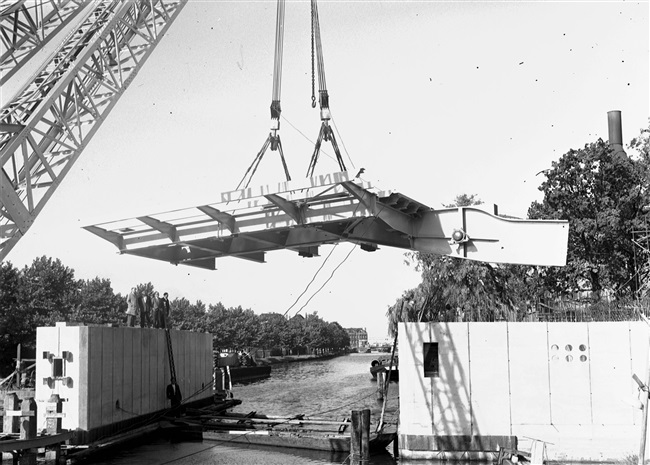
xmin=236 ymin=0 xmax=291 ymax=190
xmin=306 ymin=0 xmax=347 ymax=178
xmin=236 ymin=0 xmax=347 ymax=190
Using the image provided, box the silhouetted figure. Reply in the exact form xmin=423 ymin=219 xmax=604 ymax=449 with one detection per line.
xmin=161 ymin=292 xmax=171 ymax=329
xmin=166 ymin=378 xmax=182 ymax=417
xmin=126 ymin=288 xmax=137 ymax=327
xmin=145 ymin=293 xmax=153 ymax=327
xmin=152 ymin=291 xmax=162 ymax=328
xmin=137 ymin=291 xmax=149 ymax=328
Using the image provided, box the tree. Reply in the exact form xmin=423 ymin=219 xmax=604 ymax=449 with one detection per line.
xmin=169 ymin=298 xmax=206 ymax=331
xmin=385 ymin=193 xmax=550 ymax=335
xmin=0 ymin=262 xmax=31 ymax=374
xmin=205 ymin=303 xmax=260 ymax=350
xmin=386 ymin=194 xmax=511 ymax=335
xmin=303 ymin=312 xmax=329 ymax=351
xmin=283 ymin=315 xmax=306 ymax=354
xmin=326 ymin=321 xmax=350 ymax=350
xmin=258 ymin=312 xmax=288 ymax=350
xmin=628 ymin=121 xmax=650 ymax=299
xmin=227 ymin=306 xmax=260 ymax=349
xmin=70 ymin=277 xmax=123 ymax=325
xmin=529 ymin=136 xmax=649 ymax=297
xmin=20 ymin=256 xmax=78 ymax=327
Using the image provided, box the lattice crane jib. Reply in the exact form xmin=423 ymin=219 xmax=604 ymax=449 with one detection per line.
xmin=0 ymin=0 xmax=187 ymax=262
xmin=0 ymin=0 xmax=87 ymax=86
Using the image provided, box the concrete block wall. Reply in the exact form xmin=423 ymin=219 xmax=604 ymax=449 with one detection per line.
xmin=36 ymin=323 xmax=213 ymax=439
xmin=398 ymin=321 xmax=649 ymax=461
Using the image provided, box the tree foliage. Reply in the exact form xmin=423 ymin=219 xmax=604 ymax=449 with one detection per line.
xmin=71 ymin=277 xmax=123 ymax=325
xmin=386 ymin=123 xmax=650 ymax=335
xmin=20 ymin=256 xmax=77 ymax=327
xmin=386 ymin=194 xmax=534 ymax=336
xmin=0 ymin=256 xmax=350 ymax=377
xmin=529 ymin=136 xmax=649 ymax=297
xmin=169 ymin=297 xmax=206 ymax=331
xmin=0 ymin=262 xmax=31 ymax=372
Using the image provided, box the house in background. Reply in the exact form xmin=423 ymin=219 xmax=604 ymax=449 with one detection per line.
xmin=346 ymin=328 xmax=369 ymax=349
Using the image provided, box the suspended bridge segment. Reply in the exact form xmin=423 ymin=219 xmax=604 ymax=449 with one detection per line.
xmin=84 ymin=171 xmax=569 ymax=269
xmin=0 ymin=0 xmax=187 ymax=261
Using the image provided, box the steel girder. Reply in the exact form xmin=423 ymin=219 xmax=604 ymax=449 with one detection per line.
xmin=0 ymin=0 xmax=187 ymax=261
xmin=84 ymin=171 xmax=569 ymax=269
xmin=0 ymin=0 xmax=87 ymax=85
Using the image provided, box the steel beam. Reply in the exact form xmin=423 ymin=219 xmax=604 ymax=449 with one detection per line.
xmin=84 ymin=172 xmax=569 ymax=268
xmin=264 ymin=193 xmax=307 ymax=224
xmin=137 ymin=216 xmax=178 ymax=242
xmin=197 ymin=205 xmax=237 ymax=233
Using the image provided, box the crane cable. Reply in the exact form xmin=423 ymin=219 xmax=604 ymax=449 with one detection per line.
xmin=307 ymin=0 xmax=346 ymax=178
xmin=271 ymin=0 xmax=285 ymax=119
xmin=235 ymin=0 xmax=290 ymax=191
xmin=310 ymin=0 xmax=327 ymax=106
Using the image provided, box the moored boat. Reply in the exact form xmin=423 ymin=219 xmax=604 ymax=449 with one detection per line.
xmin=370 ymin=357 xmax=399 ymax=382
xmin=228 ymin=365 xmax=272 ymax=384
xmin=214 ymin=351 xmax=272 ymax=385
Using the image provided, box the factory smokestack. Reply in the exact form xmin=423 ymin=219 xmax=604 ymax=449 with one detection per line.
xmin=607 ymin=110 xmax=625 ymax=156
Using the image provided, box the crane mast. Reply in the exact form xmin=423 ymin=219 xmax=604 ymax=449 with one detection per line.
xmin=0 ymin=0 xmax=87 ymax=86
xmin=0 ymin=0 xmax=187 ymax=261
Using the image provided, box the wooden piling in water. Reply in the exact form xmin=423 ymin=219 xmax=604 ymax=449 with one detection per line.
xmin=376 ymin=371 xmax=384 ymax=401
xmin=350 ymin=409 xmax=370 ymax=465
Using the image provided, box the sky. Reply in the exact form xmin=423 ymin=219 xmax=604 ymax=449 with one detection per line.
xmin=2 ymin=0 xmax=649 ymax=342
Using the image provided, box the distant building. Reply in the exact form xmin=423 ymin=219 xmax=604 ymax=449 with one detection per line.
xmin=346 ymin=328 xmax=368 ymax=348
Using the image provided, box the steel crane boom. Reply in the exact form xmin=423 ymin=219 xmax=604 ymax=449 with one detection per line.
xmin=0 ymin=0 xmax=87 ymax=86
xmin=0 ymin=0 xmax=187 ymax=261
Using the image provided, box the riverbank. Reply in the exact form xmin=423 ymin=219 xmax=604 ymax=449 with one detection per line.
xmin=254 ymin=352 xmax=347 ymax=366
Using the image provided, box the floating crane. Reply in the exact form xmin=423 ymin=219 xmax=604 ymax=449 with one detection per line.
xmin=0 ymin=0 xmax=187 ymax=261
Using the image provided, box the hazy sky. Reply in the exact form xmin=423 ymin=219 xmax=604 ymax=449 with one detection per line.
xmin=3 ymin=0 xmax=649 ymax=341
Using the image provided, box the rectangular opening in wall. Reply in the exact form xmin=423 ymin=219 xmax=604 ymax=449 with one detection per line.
xmin=423 ymin=342 xmax=439 ymax=378
xmin=52 ymin=358 xmax=63 ymax=377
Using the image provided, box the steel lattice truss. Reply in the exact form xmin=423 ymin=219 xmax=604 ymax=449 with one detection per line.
xmin=0 ymin=0 xmax=187 ymax=261
xmin=632 ymin=227 xmax=650 ymax=298
xmin=85 ymin=171 xmax=569 ymax=270
xmin=0 ymin=0 xmax=86 ymax=85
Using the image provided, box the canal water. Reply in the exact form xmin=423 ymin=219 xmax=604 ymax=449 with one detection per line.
xmin=83 ymin=353 xmax=401 ymax=465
